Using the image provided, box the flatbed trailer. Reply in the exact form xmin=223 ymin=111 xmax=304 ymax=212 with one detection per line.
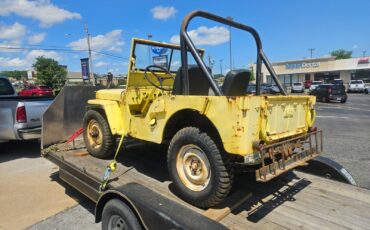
xmin=42 ymin=86 xmax=370 ymax=229
xmin=43 ymin=139 xmax=370 ymax=229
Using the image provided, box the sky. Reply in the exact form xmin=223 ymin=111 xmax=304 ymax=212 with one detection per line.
xmin=0 ymin=0 xmax=369 ymax=75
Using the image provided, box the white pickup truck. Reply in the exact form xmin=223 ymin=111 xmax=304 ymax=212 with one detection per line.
xmin=0 ymin=77 xmax=53 ymax=142
xmin=348 ymin=80 xmax=365 ymax=93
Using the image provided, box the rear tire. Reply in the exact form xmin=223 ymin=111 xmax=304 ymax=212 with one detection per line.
xmin=167 ymin=127 xmax=233 ymax=208
xmin=83 ymin=110 xmax=115 ymax=158
xmin=102 ymin=199 xmax=141 ymax=230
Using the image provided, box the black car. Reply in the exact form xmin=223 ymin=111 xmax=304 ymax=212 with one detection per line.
xmin=247 ymin=84 xmax=280 ymax=94
xmin=309 ymin=84 xmax=347 ymax=103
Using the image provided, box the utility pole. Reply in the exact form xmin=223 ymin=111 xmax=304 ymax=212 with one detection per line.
xmin=84 ymin=23 xmax=95 ymax=85
xmin=362 ymin=50 xmax=367 ymax=57
xmin=148 ymin=34 xmax=153 ymax=64
xmin=219 ymin=59 xmax=223 ymax=75
xmin=227 ymin=16 xmax=233 ymax=70
xmin=308 ymin=48 xmax=315 ymax=59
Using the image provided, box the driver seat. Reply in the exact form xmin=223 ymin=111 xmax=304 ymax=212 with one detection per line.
xmin=172 ymin=65 xmax=214 ymax=95
xmin=221 ymin=70 xmax=251 ymax=96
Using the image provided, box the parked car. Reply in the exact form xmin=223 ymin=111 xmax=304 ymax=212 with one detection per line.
xmin=304 ymin=80 xmax=312 ymax=89
xmin=19 ymin=84 xmax=53 ymax=96
xmin=246 ymin=84 xmax=277 ymax=94
xmin=261 ymin=83 xmax=280 ymax=94
xmin=364 ymin=85 xmax=369 ymax=94
xmin=309 ymin=81 xmax=323 ymax=92
xmin=291 ymin=82 xmax=304 ymax=93
xmin=348 ymin=80 xmax=365 ymax=93
xmin=0 ymin=77 xmax=53 ymax=142
xmin=309 ymin=84 xmax=347 ymax=103
xmin=331 ymin=79 xmax=343 ymax=85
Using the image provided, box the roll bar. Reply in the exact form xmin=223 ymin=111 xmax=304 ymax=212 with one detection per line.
xmin=180 ymin=11 xmax=287 ymax=96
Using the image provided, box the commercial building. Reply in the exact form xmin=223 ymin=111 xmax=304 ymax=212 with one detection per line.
xmin=254 ymin=56 xmax=370 ymax=86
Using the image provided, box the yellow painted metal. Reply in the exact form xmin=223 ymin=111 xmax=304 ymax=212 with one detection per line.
xmin=88 ymin=99 xmax=125 ymax=135
xmin=87 ymin=38 xmax=317 ymax=157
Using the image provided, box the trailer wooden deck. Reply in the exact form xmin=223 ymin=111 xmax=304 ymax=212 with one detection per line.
xmin=48 ymin=140 xmax=370 ymax=230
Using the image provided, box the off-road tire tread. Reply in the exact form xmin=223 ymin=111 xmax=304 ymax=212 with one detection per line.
xmin=167 ymin=127 xmax=233 ymax=208
xmin=83 ymin=110 xmax=115 ymax=158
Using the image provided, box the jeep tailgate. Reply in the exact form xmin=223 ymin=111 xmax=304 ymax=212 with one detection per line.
xmin=261 ymin=95 xmax=315 ymax=143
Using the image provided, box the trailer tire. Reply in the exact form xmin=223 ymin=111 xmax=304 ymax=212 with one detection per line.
xmin=102 ymin=199 xmax=142 ymax=230
xmin=83 ymin=110 xmax=115 ymax=158
xmin=167 ymin=127 xmax=233 ymax=208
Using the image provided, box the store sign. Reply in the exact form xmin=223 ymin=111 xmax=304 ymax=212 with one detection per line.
xmin=358 ymin=58 xmax=369 ymax=64
xmin=152 ymin=47 xmax=168 ymax=56
xmin=285 ymin=62 xmax=320 ymax=69
xmin=153 ymin=55 xmax=168 ymax=68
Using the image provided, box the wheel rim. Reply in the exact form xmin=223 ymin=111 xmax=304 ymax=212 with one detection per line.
xmin=176 ymin=144 xmax=211 ymax=192
xmin=87 ymin=119 xmax=103 ymax=149
xmin=108 ymin=214 xmax=127 ymax=230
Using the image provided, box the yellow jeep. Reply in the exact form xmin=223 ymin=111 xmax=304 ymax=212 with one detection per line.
xmin=83 ymin=11 xmax=320 ymax=208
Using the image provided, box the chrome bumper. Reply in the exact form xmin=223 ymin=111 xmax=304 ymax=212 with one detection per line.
xmin=18 ymin=126 xmax=41 ymax=140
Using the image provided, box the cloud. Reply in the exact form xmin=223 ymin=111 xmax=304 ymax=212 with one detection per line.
xmin=0 ymin=49 xmax=61 ymax=69
xmin=151 ymin=6 xmax=177 ymax=20
xmin=67 ymin=29 xmax=124 ymax=52
xmin=352 ymin=44 xmax=359 ymax=50
xmin=0 ymin=22 xmax=27 ymax=40
xmin=95 ymin=61 xmax=108 ymax=67
xmin=170 ymin=26 xmax=229 ymax=46
xmin=0 ymin=0 xmax=81 ymax=27
xmin=28 ymin=33 xmax=46 ymax=44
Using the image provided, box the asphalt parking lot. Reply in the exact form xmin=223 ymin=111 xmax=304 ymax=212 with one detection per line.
xmin=314 ymin=93 xmax=370 ymax=189
xmin=1 ymin=93 xmax=369 ymax=229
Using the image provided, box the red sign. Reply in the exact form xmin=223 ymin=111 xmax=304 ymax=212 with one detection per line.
xmin=358 ymin=58 xmax=369 ymax=64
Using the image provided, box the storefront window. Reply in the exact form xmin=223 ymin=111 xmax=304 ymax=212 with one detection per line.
xmin=351 ymin=69 xmax=370 ymax=83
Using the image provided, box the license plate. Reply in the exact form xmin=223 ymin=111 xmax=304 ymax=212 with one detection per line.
xmin=336 ymin=98 xmax=342 ymax=101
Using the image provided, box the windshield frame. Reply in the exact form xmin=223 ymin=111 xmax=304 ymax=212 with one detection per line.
xmin=130 ymin=38 xmax=204 ymax=73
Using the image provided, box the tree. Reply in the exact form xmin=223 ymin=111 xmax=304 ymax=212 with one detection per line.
xmin=0 ymin=70 xmax=27 ymax=80
xmin=32 ymin=56 xmax=67 ymax=91
xmin=249 ymin=65 xmax=255 ymax=81
xmin=330 ymin=49 xmax=352 ymax=59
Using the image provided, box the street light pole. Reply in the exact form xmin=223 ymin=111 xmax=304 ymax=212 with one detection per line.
xmin=362 ymin=50 xmax=367 ymax=57
xmin=308 ymin=48 xmax=315 ymax=59
xmin=148 ymin=34 xmax=153 ymax=64
xmin=227 ymin=16 xmax=233 ymax=70
xmin=84 ymin=23 xmax=95 ymax=85
xmin=219 ymin=59 xmax=223 ymax=75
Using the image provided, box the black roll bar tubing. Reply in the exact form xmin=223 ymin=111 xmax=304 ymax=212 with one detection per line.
xmin=180 ymin=10 xmax=287 ymax=96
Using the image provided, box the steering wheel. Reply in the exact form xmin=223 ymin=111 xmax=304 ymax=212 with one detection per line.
xmin=144 ymin=65 xmax=175 ymax=91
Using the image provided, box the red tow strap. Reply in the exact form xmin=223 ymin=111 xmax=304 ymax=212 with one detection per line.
xmin=66 ymin=128 xmax=83 ymax=143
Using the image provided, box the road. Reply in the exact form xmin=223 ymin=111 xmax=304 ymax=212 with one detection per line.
xmin=0 ymin=94 xmax=368 ymax=229
xmin=314 ymin=93 xmax=370 ymax=189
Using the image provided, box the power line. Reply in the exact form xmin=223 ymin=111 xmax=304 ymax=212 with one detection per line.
xmin=0 ymin=46 xmax=128 ymax=60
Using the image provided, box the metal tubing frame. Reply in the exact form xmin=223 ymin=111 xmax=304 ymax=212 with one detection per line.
xmin=180 ymin=10 xmax=287 ymax=96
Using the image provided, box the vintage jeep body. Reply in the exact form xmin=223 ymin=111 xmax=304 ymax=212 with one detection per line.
xmin=83 ymin=11 xmax=320 ymax=208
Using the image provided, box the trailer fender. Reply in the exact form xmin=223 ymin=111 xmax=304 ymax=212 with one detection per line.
xmin=297 ymin=156 xmax=357 ymax=186
xmin=95 ymin=183 xmax=227 ymax=230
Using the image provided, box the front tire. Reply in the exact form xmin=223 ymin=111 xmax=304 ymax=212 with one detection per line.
xmin=167 ymin=127 xmax=233 ymax=208
xmin=83 ymin=110 xmax=115 ymax=158
xmin=102 ymin=199 xmax=142 ymax=230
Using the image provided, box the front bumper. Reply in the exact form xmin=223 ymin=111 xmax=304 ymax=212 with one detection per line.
xmin=255 ymin=130 xmax=322 ymax=182
xmin=18 ymin=126 xmax=41 ymax=140
xmin=349 ymin=88 xmax=364 ymax=92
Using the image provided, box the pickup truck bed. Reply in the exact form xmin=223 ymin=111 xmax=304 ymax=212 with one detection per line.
xmin=45 ymin=139 xmax=370 ymax=229
xmin=0 ymin=96 xmax=53 ymax=141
